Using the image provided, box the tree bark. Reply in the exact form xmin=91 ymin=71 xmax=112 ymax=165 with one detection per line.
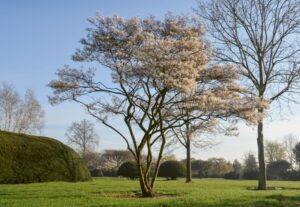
xmin=186 ymin=137 xmax=192 ymax=183
xmin=257 ymin=112 xmax=267 ymax=190
xmin=137 ymin=163 xmax=153 ymax=197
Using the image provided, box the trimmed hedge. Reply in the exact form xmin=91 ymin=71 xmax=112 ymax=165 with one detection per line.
xmin=158 ymin=160 xmax=186 ymax=180
xmin=0 ymin=131 xmax=91 ymax=184
xmin=117 ymin=161 xmax=138 ymax=179
xmin=267 ymin=160 xmax=290 ymax=180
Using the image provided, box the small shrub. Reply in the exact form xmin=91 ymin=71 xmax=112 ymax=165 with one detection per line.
xmin=117 ymin=161 xmax=138 ymax=179
xmin=158 ymin=160 xmax=186 ymax=180
xmin=224 ymin=172 xmax=240 ymax=180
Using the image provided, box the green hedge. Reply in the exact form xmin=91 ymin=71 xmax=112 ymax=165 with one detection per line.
xmin=158 ymin=160 xmax=186 ymax=180
xmin=0 ymin=131 xmax=91 ymax=184
xmin=117 ymin=161 xmax=138 ymax=179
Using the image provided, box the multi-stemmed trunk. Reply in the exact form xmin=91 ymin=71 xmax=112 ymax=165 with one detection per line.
xmin=135 ymin=130 xmax=166 ymax=197
xmin=137 ymin=164 xmax=153 ymax=197
xmin=257 ymin=108 xmax=267 ymax=190
xmin=186 ymin=137 xmax=192 ymax=183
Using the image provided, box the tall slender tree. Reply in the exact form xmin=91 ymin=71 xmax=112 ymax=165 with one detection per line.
xmin=283 ymin=134 xmax=299 ymax=169
xmin=197 ymin=0 xmax=300 ymax=190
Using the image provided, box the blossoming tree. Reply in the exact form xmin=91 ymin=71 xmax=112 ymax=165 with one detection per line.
xmin=49 ymin=14 xmax=258 ymax=197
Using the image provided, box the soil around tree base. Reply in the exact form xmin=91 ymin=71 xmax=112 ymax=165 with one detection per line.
xmin=91 ymin=191 xmax=180 ymax=198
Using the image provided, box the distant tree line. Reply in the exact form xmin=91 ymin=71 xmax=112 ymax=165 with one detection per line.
xmin=78 ymin=144 xmax=300 ymax=182
xmin=66 ymin=119 xmax=300 ymax=181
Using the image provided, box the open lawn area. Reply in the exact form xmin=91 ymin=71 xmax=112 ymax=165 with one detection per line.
xmin=1 ymin=178 xmax=300 ymax=207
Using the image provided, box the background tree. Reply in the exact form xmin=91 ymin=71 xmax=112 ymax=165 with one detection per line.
xmin=224 ymin=159 xmax=243 ymax=180
xmin=205 ymin=158 xmax=232 ymax=178
xmin=265 ymin=140 xmax=286 ymax=164
xmin=191 ymin=160 xmax=207 ymax=178
xmin=65 ymin=119 xmax=99 ymax=155
xmin=161 ymin=154 xmax=177 ymax=163
xmin=197 ymin=0 xmax=300 ymax=190
xmin=243 ymin=152 xmax=259 ymax=180
xmin=243 ymin=153 xmax=258 ymax=171
xmin=81 ymin=151 xmax=102 ymax=176
xmin=191 ymin=158 xmax=232 ymax=178
xmin=0 ymin=82 xmax=45 ymax=134
xmin=101 ymin=150 xmax=133 ymax=170
xmin=0 ymin=83 xmax=21 ymax=132
xmin=293 ymin=142 xmax=300 ymax=167
xmin=283 ymin=134 xmax=299 ymax=169
xmin=232 ymin=159 xmax=243 ymax=175
xmin=49 ymin=14 xmax=214 ymax=197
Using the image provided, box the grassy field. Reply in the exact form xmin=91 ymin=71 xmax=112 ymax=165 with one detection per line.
xmin=1 ymin=178 xmax=300 ymax=207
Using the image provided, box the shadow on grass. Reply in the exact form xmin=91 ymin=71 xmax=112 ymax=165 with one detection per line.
xmin=202 ymin=194 xmax=300 ymax=207
xmin=89 ymin=189 xmax=300 ymax=206
xmin=247 ymin=186 xmax=300 ymax=191
xmin=266 ymin=194 xmax=300 ymax=202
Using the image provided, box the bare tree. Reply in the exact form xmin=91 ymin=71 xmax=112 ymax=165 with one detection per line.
xmin=283 ymin=134 xmax=299 ymax=169
xmin=0 ymin=83 xmax=20 ymax=131
xmin=197 ymin=0 xmax=300 ymax=190
xmin=0 ymin=83 xmax=45 ymax=134
xmin=161 ymin=154 xmax=177 ymax=162
xmin=66 ymin=119 xmax=99 ymax=154
xmin=13 ymin=89 xmax=45 ymax=134
xmin=265 ymin=140 xmax=286 ymax=164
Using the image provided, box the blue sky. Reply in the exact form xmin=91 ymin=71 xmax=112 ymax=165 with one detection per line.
xmin=1 ymin=0 xmax=300 ymax=161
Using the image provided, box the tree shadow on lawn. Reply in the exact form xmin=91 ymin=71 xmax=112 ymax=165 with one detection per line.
xmin=265 ymin=194 xmax=300 ymax=203
xmin=89 ymin=189 xmax=300 ymax=206
xmin=204 ymin=194 xmax=300 ymax=207
xmin=247 ymin=186 xmax=300 ymax=191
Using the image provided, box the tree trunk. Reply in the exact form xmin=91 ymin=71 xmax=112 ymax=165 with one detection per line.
xmin=257 ymin=117 xmax=267 ymax=190
xmin=137 ymin=161 xmax=153 ymax=197
xmin=186 ymin=138 xmax=192 ymax=183
xmin=138 ymin=178 xmax=153 ymax=197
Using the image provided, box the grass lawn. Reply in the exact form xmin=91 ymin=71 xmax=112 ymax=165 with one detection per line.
xmin=1 ymin=178 xmax=300 ymax=207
